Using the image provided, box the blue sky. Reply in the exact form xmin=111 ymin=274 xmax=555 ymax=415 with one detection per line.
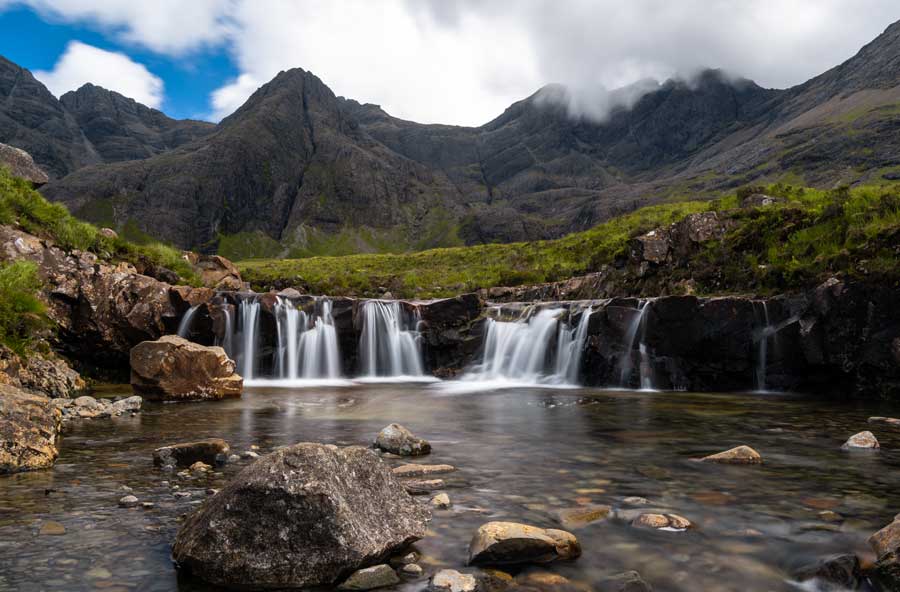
xmin=1 ymin=1 xmax=898 ymax=125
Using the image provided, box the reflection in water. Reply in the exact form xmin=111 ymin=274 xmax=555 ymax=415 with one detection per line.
xmin=2 ymin=385 xmax=900 ymax=591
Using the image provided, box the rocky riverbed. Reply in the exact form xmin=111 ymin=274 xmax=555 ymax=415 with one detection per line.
xmin=3 ymin=383 xmax=900 ymax=591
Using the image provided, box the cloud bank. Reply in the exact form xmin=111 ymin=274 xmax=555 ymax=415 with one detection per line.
xmin=34 ymin=40 xmax=164 ymax=108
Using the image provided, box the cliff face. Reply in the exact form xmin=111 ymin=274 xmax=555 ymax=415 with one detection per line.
xmin=12 ymin=21 xmax=900 ymax=254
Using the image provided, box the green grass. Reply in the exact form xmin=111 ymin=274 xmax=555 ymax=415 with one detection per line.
xmin=0 ymin=166 xmax=199 ymax=285
xmin=0 ymin=260 xmax=48 ymax=354
xmin=239 ymin=183 xmax=900 ymax=298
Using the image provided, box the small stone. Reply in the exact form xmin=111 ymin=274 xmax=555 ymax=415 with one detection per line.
xmin=516 ymin=571 xmax=571 ymax=587
xmin=393 ymin=464 xmax=455 ymax=477
xmin=401 ymin=563 xmax=423 ymax=577
xmin=374 ymin=424 xmax=431 ymax=456
xmin=842 ymin=431 xmax=879 ymax=450
xmin=631 ymin=513 xmax=692 ymax=530
xmin=249 ymin=444 xmax=260 ymax=450
xmin=85 ymin=567 xmax=112 ymax=579
xmin=818 ymin=510 xmax=843 ymax=523
xmin=242 ymin=451 xmax=259 ymax=459
xmin=390 ymin=552 xmax=419 ymax=567
xmin=174 ymin=491 xmax=192 ymax=499
xmin=118 ymin=495 xmax=139 ymax=508
xmin=141 ymin=502 xmax=155 ymax=509
xmin=153 ymin=439 xmax=231 ymax=467
xmin=468 ymin=521 xmax=580 ymax=566
xmin=600 ymin=571 xmax=653 ymax=592
xmin=430 ymin=569 xmax=477 ymax=592
xmin=556 ymin=505 xmax=611 ymax=529
xmin=190 ymin=461 xmax=212 ymax=472
xmin=338 ymin=564 xmax=400 ymax=590
xmin=699 ymin=445 xmax=762 ymax=464
xmin=227 ymin=454 xmax=240 ymax=463
xmin=869 ymin=417 xmax=900 ymax=428
xmin=431 ymin=493 xmax=451 ymax=509
xmin=39 ymin=521 xmax=66 ymax=536
xmin=206 ymin=488 xmax=219 ymax=496
xmin=622 ymin=496 xmax=651 ymax=506
xmin=405 ymin=479 xmax=444 ymax=495
xmin=120 ymin=485 xmax=133 ymax=492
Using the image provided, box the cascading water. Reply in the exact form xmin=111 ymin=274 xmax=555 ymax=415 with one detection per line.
xmin=460 ymin=305 xmax=592 ymax=387
xmin=270 ymin=297 xmax=343 ymax=381
xmin=238 ymin=299 xmax=260 ymax=380
xmin=359 ymin=300 xmax=425 ymax=378
xmin=618 ymin=301 xmax=655 ymax=390
xmin=754 ymin=301 xmax=778 ymax=392
xmin=176 ymin=305 xmax=199 ymax=338
xmin=217 ymin=306 xmax=234 ymax=358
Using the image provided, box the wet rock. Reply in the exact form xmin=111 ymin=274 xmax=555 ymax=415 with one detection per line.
xmin=599 ymin=571 xmax=653 ymax=592
xmin=621 ymin=497 xmax=651 ymax=506
xmin=431 ymin=569 xmax=478 ymax=592
xmin=109 ymin=396 xmax=142 ymax=415
xmin=818 ymin=510 xmax=843 ymax=523
xmin=468 ymin=522 xmax=581 ymax=566
xmin=405 ymin=479 xmax=444 ymax=495
xmin=401 ymin=563 xmax=423 ymax=577
xmin=841 ymin=431 xmax=879 ymax=450
xmin=869 ymin=417 xmax=900 ymax=428
xmin=794 ymin=554 xmax=862 ymax=590
xmin=241 ymin=450 xmax=259 ymax=459
xmin=375 ymin=424 xmax=431 ymax=456
xmin=130 ymin=336 xmax=242 ymax=401
xmin=152 ymin=439 xmax=230 ymax=468
xmin=227 ymin=454 xmax=240 ymax=463
xmin=172 ymin=443 xmax=429 ymax=589
xmin=38 ymin=521 xmax=66 ymax=536
xmin=699 ymin=445 xmax=762 ymax=464
xmin=118 ymin=495 xmax=139 ymax=508
xmin=869 ymin=520 xmax=900 ymax=560
xmin=338 ymin=564 xmax=400 ymax=590
xmin=393 ymin=463 xmax=455 ymax=477
xmin=630 ymin=513 xmax=692 ymax=530
xmin=0 ymin=385 xmax=61 ymax=473
xmin=556 ymin=505 xmax=612 ymax=529
xmin=189 ymin=461 xmax=212 ymax=473
xmin=431 ymin=493 xmax=452 ymax=509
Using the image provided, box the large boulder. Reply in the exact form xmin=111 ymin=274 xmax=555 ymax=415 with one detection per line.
xmin=183 ymin=252 xmax=243 ymax=290
xmin=130 ymin=335 xmax=242 ymax=401
xmin=0 ymin=384 xmax=62 ymax=472
xmin=869 ymin=520 xmax=900 ymax=590
xmin=172 ymin=443 xmax=430 ymax=589
xmin=0 ymin=345 xmax=85 ymax=398
xmin=0 ymin=143 xmax=49 ymax=186
xmin=467 ymin=522 xmax=581 ymax=566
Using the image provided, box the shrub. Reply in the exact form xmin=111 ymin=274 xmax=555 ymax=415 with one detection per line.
xmin=0 ymin=260 xmax=48 ymax=354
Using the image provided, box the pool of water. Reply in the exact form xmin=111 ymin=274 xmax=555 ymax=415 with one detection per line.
xmin=2 ymin=383 xmax=900 ymax=591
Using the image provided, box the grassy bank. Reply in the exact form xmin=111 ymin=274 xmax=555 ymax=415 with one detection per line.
xmin=239 ymin=183 xmax=900 ymax=298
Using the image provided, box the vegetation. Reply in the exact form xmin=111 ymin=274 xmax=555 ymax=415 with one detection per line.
xmin=239 ymin=183 xmax=900 ymax=298
xmin=0 ymin=166 xmax=199 ymax=285
xmin=0 ymin=260 xmax=48 ymax=353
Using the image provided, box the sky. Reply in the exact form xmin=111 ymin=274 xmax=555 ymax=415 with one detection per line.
xmin=0 ymin=0 xmax=898 ymax=125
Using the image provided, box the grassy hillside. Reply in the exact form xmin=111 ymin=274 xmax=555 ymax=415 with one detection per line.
xmin=239 ymin=182 xmax=900 ymax=298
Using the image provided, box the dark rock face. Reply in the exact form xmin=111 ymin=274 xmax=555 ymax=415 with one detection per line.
xmin=172 ymin=443 xmax=429 ymax=589
xmin=0 ymin=384 xmax=62 ymax=473
xmin=0 ymin=142 xmax=48 ymax=186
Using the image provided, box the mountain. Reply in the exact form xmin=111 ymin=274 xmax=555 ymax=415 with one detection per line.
xmin=0 ymin=57 xmax=213 ymax=178
xmin=24 ymin=21 xmax=900 ymax=255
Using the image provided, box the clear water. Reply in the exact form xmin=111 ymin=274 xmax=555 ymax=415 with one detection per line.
xmin=2 ymin=384 xmax=900 ymax=591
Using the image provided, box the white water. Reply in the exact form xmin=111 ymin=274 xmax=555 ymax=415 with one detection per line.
xmin=176 ymin=305 xmax=199 ymax=338
xmin=272 ymin=297 xmax=343 ymax=380
xmin=754 ymin=301 xmax=777 ymax=392
xmin=455 ymin=306 xmax=592 ymax=390
xmin=218 ymin=307 xmax=234 ymax=358
xmin=239 ymin=299 xmax=260 ymax=380
xmin=359 ymin=300 xmax=424 ymax=377
xmin=618 ymin=301 xmax=655 ymax=390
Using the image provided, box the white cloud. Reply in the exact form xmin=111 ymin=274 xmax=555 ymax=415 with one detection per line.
xmin=34 ymin=40 xmax=164 ymax=108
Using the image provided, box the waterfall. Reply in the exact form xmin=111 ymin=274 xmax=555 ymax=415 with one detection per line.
xmin=272 ymin=297 xmax=342 ymax=380
xmin=618 ymin=301 xmax=655 ymax=390
xmin=754 ymin=301 xmax=777 ymax=392
xmin=239 ymin=299 xmax=260 ymax=380
xmin=462 ymin=306 xmax=590 ymax=386
xmin=274 ymin=298 xmax=307 ymax=380
xmin=554 ymin=308 xmax=593 ymax=383
xmin=218 ymin=306 xmax=234 ymax=358
xmin=176 ymin=305 xmax=199 ymax=338
xmin=359 ymin=300 xmax=424 ymax=378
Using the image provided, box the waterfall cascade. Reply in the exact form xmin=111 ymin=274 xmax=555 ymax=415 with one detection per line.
xmin=463 ymin=305 xmax=592 ymax=386
xmin=754 ymin=301 xmax=780 ymax=392
xmin=176 ymin=305 xmax=199 ymax=338
xmin=238 ymin=299 xmax=260 ymax=380
xmin=618 ymin=301 xmax=655 ymax=390
xmin=359 ymin=300 xmax=425 ymax=378
xmin=273 ymin=297 xmax=341 ymax=380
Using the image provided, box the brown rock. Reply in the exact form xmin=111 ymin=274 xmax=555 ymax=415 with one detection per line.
xmin=699 ymin=445 xmax=762 ymax=464
xmin=0 ymin=143 xmax=49 ymax=186
xmin=841 ymin=431 xmax=879 ymax=450
xmin=130 ymin=335 xmax=242 ymax=401
xmin=153 ymin=439 xmax=230 ymax=467
xmin=183 ymin=252 xmax=242 ymax=290
xmin=404 ymin=479 xmax=445 ymax=495
xmin=869 ymin=417 xmax=900 ymax=429
xmin=392 ymin=464 xmax=455 ymax=477
xmin=468 ymin=522 xmax=581 ymax=566
xmin=556 ymin=505 xmax=612 ymax=529
xmin=0 ymin=344 xmax=85 ymax=399
xmin=374 ymin=424 xmax=431 ymax=456
xmin=0 ymin=384 xmax=61 ymax=473
xmin=631 ymin=513 xmax=692 ymax=530
xmin=870 ymin=520 xmax=900 ymax=560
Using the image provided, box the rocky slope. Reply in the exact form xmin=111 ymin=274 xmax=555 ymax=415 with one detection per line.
xmin=0 ymin=56 xmax=213 ymax=179
xmin=31 ymin=20 xmax=900 ymax=256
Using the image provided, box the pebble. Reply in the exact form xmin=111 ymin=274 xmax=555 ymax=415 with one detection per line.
xmin=190 ymin=461 xmax=212 ymax=472
xmin=174 ymin=491 xmax=192 ymax=499
xmin=141 ymin=502 xmax=155 ymax=509
xmin=242 ymin=451 xmax=259 ymax=459
xmin=631 ymin=513 xmax=692 ymax=530
xmin=39 ymin=521 xmax=66 ymax=536
xmin=227 ymin=454 xmax=241 ymax=463
xmin=401 ymin=564 xmax=423 ymax=577
xmin=431 ymin=493 xmax=451 ymax=509
xmin=118 ymin=495 xmax=139 ymax=508
xmin=337 ymin=564 xmax=400 ymax=590
xmin=430 ymin=569 xmax=477 ymax=592
xmin=622 ymin=496 xmax=651 ymax=506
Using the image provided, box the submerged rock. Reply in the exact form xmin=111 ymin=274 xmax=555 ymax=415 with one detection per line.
xmin=0 ymin=385 xmax=61 ymax=473
xmin=841 ymin=431 xmax=879 ymax=450
xmin=630 ymin=513 xmax=692 ymax=530
xmin=172 ymin=443 xmax=429 ymax=589
xmin=152 ymin=439 xmax=230 ymax=468
xmin=430 ymin=569 xmax=478 ymax=592
xmin=869 ymin=417 xmax=900 ymax=428
xmin=431 ymin=493 xmax=452 ymax=509
xmin=130 ymin=335 xmax=242 ymax=401
xmin=468 ymin=522 xmax=581 ymax=566
xmin=393 ymin=463 xmax=455 ymax=477
xmin=338 ymin=564 xmax=400 ymax=590
xmin=699 ymin=445 xmax=762 ymax=464
xmin=118 ymin=495 xmax=139 ymax=508
xmin=599 ymin=570 xmax=653 ymax=592
xmin=556 ymin=505 xmax=612 ymax=529
xmin=404 ymin=479 xmax=445 ymax=495
xmin=375 ymin=424 xmax=431 ymax=456
xmin=794 ymin=554 xmax=862 ymax=591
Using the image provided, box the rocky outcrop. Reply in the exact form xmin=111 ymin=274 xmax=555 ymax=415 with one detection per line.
xmin=183 ymin=252 xmax=242 ymax=290
xmin=0 ymin=142 xmax=48 ymax=186
xmin=467 ymin=522 xmax=581 ymax=566
xmin=172 ymin=443 xmax=429 ymax=589
xmin=0 ymin=384 xmax=61 ymax=473
xmin=869 ymin=520 xmax=900 ymax=590
xmin=130 ymin=336 xmax=242 ymax=401
xmin=51 ymin=395 xmax=141 ymax=421
xmin=0 ymin=344 xmax=84 ymax=398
